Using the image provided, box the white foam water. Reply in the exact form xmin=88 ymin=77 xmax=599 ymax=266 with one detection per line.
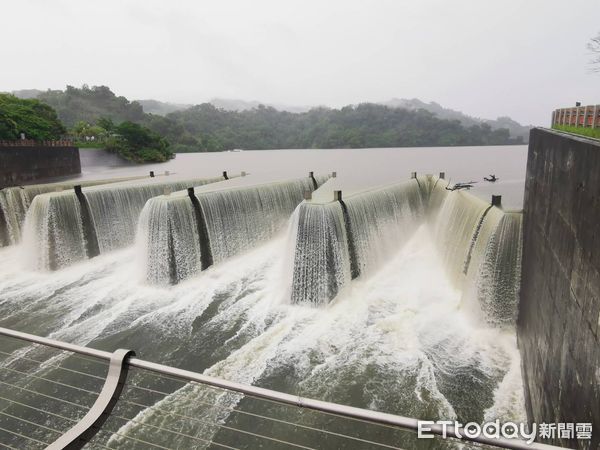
xmin=92 ymin=228 xmax=526 ymax=448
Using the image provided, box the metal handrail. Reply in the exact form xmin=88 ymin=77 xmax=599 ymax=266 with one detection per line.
xmin=0 ymin=326 xmax=564 ymax=450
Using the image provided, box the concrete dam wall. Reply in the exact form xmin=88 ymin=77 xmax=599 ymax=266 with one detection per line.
xmin=518 ymin=128 xmax=600 ymax=448
xmin=0 ymin=145 xmax=81 ymax=187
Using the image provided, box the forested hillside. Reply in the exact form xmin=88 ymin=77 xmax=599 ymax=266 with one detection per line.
xmin=384 ymin=98 xmax=531 ymax=142
xmin=17 ymin=85 xmax=525 ymax=152
xmin=38 ymin=85 xmax=146 ymax=127
xmin=165 ymin=103 xmax=523 ymax=152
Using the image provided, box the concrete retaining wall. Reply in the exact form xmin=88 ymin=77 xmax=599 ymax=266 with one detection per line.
xmin=0 ymin=146 xmax=81 ymax=187
xmin=519 ymin=128 xmax=600 ymax=448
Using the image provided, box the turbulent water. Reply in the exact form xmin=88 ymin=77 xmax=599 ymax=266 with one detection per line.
xmin=0 ymin=168 xmax=526 ymax=448
xmin=0 ymin=226 xmax=525 ymax=449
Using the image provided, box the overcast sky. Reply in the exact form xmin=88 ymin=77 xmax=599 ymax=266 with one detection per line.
xmin=1 ymin=0 xmax=599 ymax=125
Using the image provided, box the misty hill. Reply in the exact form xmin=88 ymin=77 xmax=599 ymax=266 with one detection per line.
xmin=136 ymin=99 xmax=190 ymax=116
xmin=135 ymin=97 xmax=311 ymax=116
xmin=382 ymin=98 xmax=531 ymax=142
xmin=10 ymin=89 xmax=44 ymax=99
xmin=15 ymin=85 xmax=524 ymax=151
xmin=209 ymin=98 xmax=311 ymax=114
xmin=10 ymin=87 xmax=530 ymax=142
xmin=204 ymin=97 xmax=530 ymax=142
xmin=34 ymin=85 xmax=146 ymax=127
xmin=163 ymin=102 xmax=523 ymax=151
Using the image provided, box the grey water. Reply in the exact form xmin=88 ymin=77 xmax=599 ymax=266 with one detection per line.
xmin=0 ymin=146 xmax=528 ymax=449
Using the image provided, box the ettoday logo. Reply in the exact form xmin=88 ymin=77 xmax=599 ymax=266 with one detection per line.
xmin=417 ymin=420 xmax=593 ymax=444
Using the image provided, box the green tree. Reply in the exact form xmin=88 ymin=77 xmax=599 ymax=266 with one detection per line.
xmin=105 ymin=121 xmax=173 ymax=162
xmin=97 ymin=117 xmax=116 ymax=132
xmin=0 ymin=94 xmax=65 ymax=140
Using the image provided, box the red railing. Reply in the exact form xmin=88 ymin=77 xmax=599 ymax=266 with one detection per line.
xmin=0 ymin=139 xmax=74 ymax=147
xmin=552 ymin=104 xmax=600 ymax=128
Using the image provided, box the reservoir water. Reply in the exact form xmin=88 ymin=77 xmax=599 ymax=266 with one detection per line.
xmin=0 ymin=145 xmax=528 ymax=448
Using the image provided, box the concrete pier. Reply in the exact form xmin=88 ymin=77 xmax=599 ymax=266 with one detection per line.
xmin=491 ymin=195 xmax=502 ymax=207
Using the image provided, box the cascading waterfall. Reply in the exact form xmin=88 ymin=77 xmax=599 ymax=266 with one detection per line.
xmin=21 ymin=191 xmax=87 ymax=271
xmin=289 ymin=175 xmax=523 ymax=326
xmin=291 ymin=178 xmax=428 ymax=305
xmin=290 ymin=201 xmax=351 ymax=306
xmin=0 ymin=191 xmax=10 ymax=247
xmin=202 ymin=176 xmax=329 ymax=264
xmin=431 ymin=184 xmax=523 ymax=326
xmin=0 ymin=175 xmax=146 ymax=247
xmin=431 ymin=190 xmax=494 ymax=288
xmin=139 ymin=176 xmax=329 ymax=285
xmin=467 ymin=212 xmax=522 ymax=326
xmin=0 ymin=185 xmax=59 ymax=247
xmin=342 ymin=181 xmax=426 ymax=276
xmin=21 ymin=176 xmax=225 ymax=270
xmin=139 ymin=193 xmax=206 ymax=285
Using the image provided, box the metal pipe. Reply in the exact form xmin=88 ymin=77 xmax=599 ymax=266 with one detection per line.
xmin=0 ymin=326 xmax=113 ymax=360
xmin=0 ymin=326 xmax=564 ymax=450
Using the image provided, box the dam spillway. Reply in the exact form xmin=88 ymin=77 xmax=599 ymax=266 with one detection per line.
xmin=290 ymin=176 xmax=429 ymax=305
xmin=289 ymin=175 xmax=522 ymax=326
xmin=0 ymin=174 xmax=150 ymax=247
xmin=138 ymin=173 xmax=330 ymax=285
xmin=21 ymin=174 xmax=229 ymax=270
xmin=0 ymin=158 xmax=533 ymax=448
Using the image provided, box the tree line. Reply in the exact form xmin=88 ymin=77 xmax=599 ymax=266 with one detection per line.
xmin=3 ymin=85 xmax=525 ymax=162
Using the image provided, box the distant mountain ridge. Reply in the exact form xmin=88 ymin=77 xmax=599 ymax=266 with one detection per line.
xmin=8 ymin=85 xmax=530 ymax=146
xmin=134 ymin=96 xmax=530 ymax=142
xmin=381 ymin=98 xmax=531 ymax=142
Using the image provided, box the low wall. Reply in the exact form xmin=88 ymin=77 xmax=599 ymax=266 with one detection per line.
xmin=0 ymin=146 xmax=81 ymax=187
xmin=519 ymin=128 xmax=600 ymax=448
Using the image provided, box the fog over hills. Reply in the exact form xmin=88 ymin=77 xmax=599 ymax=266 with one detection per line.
xmin=134 ymin=96 xmax=531 ymax=142
xmin=382 ymin=98 xmax=532 ymax=142
xmin=9 ymin=88 xmax=531 ymax=142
